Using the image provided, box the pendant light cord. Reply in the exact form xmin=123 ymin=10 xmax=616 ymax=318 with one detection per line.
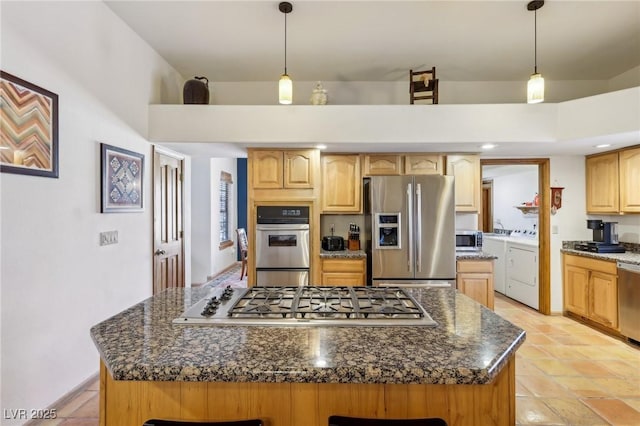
xmin=284 ymin=12 xmax=288 ymax=74
xmin=534 ymin=9 xmax=538 ymax=74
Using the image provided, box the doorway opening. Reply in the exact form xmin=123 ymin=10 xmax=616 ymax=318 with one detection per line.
xmin=480 ymin=158 xmax=550 ymax=315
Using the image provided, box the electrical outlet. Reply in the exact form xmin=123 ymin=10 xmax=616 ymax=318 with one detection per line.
xmin=100 ymin=230 xmax=118 ymax=246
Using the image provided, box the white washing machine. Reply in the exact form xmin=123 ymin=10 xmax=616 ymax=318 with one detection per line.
xmin=505 ymin=239 xmax=538 ymax=310
xmin=482 ymin=235 xmax=508 ymax=294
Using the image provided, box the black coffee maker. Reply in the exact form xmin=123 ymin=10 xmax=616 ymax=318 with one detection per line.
xmin=575 ymin=220 xmax=625 ymax=253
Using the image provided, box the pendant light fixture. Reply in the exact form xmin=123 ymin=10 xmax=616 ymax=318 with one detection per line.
xmin=527 ymin=0 xmax=545 ymax=103
xmin=278 ymin=2 xmax=293 ymax=104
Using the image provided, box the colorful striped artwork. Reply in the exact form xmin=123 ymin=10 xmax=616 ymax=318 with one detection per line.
xmin=0 ymin=71 xmax=58 ymax=178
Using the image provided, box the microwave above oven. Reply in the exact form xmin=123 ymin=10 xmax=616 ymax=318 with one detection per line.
xmin=456 ymin=230 xmax=483 ymax=251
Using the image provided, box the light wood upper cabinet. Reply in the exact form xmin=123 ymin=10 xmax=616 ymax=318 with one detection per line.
xmin=563 ymin=254 xmax=618 ymax=330
xmin=321 ymin=155 xmax=361 ymax=213
xmin=284 ymin=150 xmax=315 ymax=188
xmin=404 ymin=154 xmax=443 ymax=175
xmin=619 ymin=147 xmax=640 ymax=213
xmin=586 ymin=146 xmax=640 ymax=214
xmin=363 ymin=154 xmax=444 ymax=176
xmin=363 ymin=155 xmax=402 ymax=176
xmin=586 ymin=152 xmax=619 ymax=213
xmin=446 ymin=155 xmax=480 ymax=212
xmin=251 ymin=149 xmax=316 ymax=189
xmin=252 ymin=150 xmax=284 ymax=189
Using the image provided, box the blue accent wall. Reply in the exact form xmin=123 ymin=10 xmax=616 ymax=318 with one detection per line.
xmin=236 ymin=158 xmax=248 ymax=261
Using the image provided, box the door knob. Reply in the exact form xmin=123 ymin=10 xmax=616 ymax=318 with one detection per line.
xmin=155 ymin=249 xmax=166 ymax=255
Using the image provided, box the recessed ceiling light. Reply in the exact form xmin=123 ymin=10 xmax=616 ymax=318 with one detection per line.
xmin=0 ymin=146 xmax=10 ymax=150
xmin=316 ymin=144 xmax=327 ymax=150
xmin=595 ymin=144 xmax=611 ymax=148
xmin=481 ymin=144 xmax=497 ymax=150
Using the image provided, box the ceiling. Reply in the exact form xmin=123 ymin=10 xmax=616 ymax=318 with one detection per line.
xmin=107 ymin=0 xmax=640 ymax=82
xmin=105 ymin=0 xmax=640 ymax=158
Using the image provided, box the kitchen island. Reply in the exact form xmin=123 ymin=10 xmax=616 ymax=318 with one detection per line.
xmin=91 ymin=287 xmax=525 ymax=426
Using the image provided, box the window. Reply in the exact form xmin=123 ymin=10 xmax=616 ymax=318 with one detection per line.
xmin=219 ymin=171 xmax=233 ymax=249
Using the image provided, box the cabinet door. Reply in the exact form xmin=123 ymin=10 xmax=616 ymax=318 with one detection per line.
xmin=457 ymin=273 xmax=492 ymax=309
xmin=446 ymin=155 xmax=480 ymax=212
xmin=321 ymin=155 xmax=361 ymax=213
xmin=322 ymin=272 xmax=365 ymax=286
xmin=619 ymin=147 xmax=640 ymax=213
xmin=404 ymin=155 xmax=443 ymax=175
xmin=252 ymin=151 xmax=283 ymax=189
xmin=284 ymin=150 xmax=315 ymax=189
xmin=589 ymin=272 xmax=618 ymax=329
xmin=563 ymin=264 xmax=589 ymax=317
xmin=363 ymin=155 xmax=402 ymax=176
xmin=586 ymin=152 xmax=619 ymax=213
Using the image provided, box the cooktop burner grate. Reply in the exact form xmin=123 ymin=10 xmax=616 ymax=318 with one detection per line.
xmin=174 ymin=286 xmax=438 ymax=327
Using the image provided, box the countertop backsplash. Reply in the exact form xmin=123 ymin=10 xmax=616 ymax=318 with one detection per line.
xmin=320 ymin=214 xmax=365 ymax=240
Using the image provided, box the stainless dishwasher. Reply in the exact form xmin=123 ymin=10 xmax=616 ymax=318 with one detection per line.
xmin=618 ymin=262 xmax=640 ymax=342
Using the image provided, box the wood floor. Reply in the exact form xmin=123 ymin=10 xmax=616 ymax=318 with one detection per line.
xmin=34 ymin=280 xmax=640 ymax=425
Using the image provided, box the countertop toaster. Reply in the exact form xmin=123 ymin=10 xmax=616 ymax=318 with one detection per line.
xmin=322 ymin=236 xmax=345 ymax=251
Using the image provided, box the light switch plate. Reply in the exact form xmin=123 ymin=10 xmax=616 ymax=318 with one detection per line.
xmin=100 ymin=230 xmax=118 ymax=246
xmin=551 ymin=225 xmax=558 ymax=234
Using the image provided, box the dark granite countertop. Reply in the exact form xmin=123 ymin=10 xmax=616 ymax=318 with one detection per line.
xmin=320 ymin=249 xmax=366 ymax=259
xmin=456 ymin=251 xmax=497 ymax=260
xmin=90 ymin=287 xmax=525 ymax=385
xmin=561 ymin=248 xmax=640 ymax=266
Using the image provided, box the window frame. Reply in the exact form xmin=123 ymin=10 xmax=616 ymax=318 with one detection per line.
xmin=218 ymin=171 xmax=233 ymax=250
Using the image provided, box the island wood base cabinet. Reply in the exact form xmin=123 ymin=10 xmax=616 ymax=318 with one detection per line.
xmin=99 ymin=358 xmax=515 ymax=426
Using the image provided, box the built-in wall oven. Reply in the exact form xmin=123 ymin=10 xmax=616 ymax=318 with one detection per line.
xmin=255 ymin=206 xmax=310 ymax=286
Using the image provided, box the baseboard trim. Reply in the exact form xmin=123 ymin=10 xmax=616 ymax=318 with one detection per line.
xmin=24 ymin=372 xmax=99 ymax=425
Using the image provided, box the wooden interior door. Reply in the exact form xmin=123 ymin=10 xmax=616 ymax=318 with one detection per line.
xmin=153 ymin=146 xmax=184 ymax=294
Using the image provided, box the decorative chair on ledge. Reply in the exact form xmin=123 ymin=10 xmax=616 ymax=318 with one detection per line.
xmin=329 ymin=416 xmax=447 ymax=426
xmin=144 ymin=420 xmax=262 ymax=426
xmin=409 ymin=67 xmax=439 ymax=104
xmin=236 ymin=228 xmax=248 ymax=280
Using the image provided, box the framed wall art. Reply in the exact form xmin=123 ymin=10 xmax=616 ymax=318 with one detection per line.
xmin=101 ymin=143 xmax=144 ymax=213
xmin=0 ymin=70 xmax=59 ymax=178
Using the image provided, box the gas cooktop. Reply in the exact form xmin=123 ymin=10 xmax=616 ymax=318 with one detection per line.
xmin=174 ymin=286 xmax=437 ymax=327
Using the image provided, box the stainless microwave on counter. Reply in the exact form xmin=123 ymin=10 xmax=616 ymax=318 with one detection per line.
xmin=456 ymin=230 xmax=483 ymax=251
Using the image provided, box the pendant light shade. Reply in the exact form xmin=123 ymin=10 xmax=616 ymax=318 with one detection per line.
xmin=279 ymin=73 xmax=293 ymax=104
xmin=527 ymin=72 xmax=544 ymax=104
xmin=278 ymin=2 xmax=293 ymax=104
xmin=527 ymin=0 xmax=544 ymax=104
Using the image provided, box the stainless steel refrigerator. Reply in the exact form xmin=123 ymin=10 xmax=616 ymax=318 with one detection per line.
xmin=367 ymin=175 xmax=456 ymax=287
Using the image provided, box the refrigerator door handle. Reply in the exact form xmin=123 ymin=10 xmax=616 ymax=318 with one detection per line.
xmin=407 ymin=182 xmax=413 ymax=271
xmin=416 ymin=183 xmax=422 ymax=272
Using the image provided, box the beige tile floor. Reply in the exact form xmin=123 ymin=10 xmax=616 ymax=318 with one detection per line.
xmin=35 ymin=293 xmax=640 ymax=426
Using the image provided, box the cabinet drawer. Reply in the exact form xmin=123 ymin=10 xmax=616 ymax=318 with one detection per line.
xmin=564 ymin=254 xmax=616 ymax=275
xmin=457 ymin=260 xmax=494 ymax=273
xmin=322 ymin=258 xmax=365 ymax=273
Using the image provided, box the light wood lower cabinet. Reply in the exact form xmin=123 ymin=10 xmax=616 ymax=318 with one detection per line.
xmin=321 ymin=258 xmax=366 ymax=286
xmin=563 ymin=254 xmax=618 ymax=330
xmin=456 ymin=259 xmax=494 ymax=310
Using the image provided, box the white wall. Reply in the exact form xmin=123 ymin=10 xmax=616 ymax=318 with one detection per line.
xmin=209 ymin=158 xmax=238 ymax=277
xmin=0 ymin=2 xmax=182 ymax=424
xmin=484 ymin=166 xmax=539 ymax=231
xmin=190 ymin=158 xmax=238 ymax=284
xmin=205 ymin=79 xmax=613 ymax=106
xmin=549 ymin=156 xmax=592 ymax=313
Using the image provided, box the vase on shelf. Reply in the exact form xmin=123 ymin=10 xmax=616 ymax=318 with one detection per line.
xmin=310 ymin=81 xmax=328 ymax=105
